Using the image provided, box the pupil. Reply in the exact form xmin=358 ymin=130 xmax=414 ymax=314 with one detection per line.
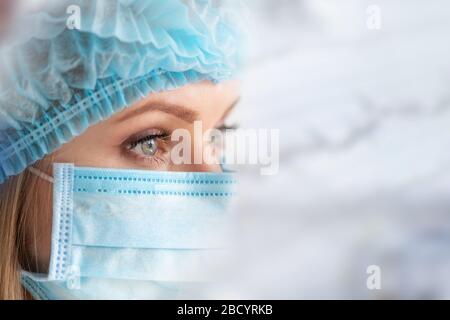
xmin=141 ymin=138 xmax=157 ymax=156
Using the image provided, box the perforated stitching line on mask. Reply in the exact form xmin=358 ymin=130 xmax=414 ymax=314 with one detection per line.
xmin=75 ymin=188 xmax=236 ymax=197
xmin=74 ymin=175 xmax=236 ymax=184
xmin=50 ymin=165 xmax=74 ymax=281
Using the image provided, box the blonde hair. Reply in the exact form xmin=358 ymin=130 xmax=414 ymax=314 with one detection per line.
xmin=0 ymin=158 xmax=53 ymax=300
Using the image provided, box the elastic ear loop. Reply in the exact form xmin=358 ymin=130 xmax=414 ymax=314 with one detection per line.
xmin=28 ymin=167 xmax=54 ymax=184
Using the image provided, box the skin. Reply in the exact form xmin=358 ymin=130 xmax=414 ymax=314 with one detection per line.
xmin=25 ymin=80 xmax=240 ymax=274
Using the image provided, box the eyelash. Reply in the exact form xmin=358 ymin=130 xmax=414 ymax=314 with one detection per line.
xmin=124 ymin=131 xmax=171 ymax=166
xmin=128 ymin=134 xmax=170 ymax=150
xmin=123 ymin=124 xmax=237 ymax=167
xmin=217 ymin=124 xmax=239 ymax=131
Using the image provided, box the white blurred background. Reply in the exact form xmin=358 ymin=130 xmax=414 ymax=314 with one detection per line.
xmin=228 ymin=0 xmax=450 ymax=299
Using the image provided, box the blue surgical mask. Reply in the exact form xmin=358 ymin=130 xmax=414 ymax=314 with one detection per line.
xmin=21 ymin=163 xmax=237 ymax=300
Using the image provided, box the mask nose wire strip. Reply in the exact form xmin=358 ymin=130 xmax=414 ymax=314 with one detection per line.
xmin=28 ymin=167 xmax=55 ymax=184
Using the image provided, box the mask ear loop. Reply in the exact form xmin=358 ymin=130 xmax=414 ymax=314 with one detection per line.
xmin=27 ymin=167 xmax=54 ymax=184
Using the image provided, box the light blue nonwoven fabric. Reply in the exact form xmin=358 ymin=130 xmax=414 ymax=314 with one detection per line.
xmin=21 ymin=163 xmax=237 ymax=299
xmin=0 ymin=0 xmax=244 ymax=184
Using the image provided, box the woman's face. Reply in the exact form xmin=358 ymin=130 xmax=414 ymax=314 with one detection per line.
xmin=26 ymin=80 xmax=240 ymax=273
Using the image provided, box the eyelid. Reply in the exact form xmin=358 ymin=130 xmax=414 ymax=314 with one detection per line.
xmin=128 ymin=134 xmax=170 ymax=149
xmin=124 ymin=135 xmax=171 ymax=166
xmin=121 ymin=128 xmax=168 ymax=148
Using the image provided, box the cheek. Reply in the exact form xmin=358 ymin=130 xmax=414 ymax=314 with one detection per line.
xmin=53 ymin=122 xmax=125 ymax=169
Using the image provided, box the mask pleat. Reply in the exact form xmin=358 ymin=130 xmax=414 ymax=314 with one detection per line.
xmin=73 ymin=193 xmax=231 ymax=249
xmin=71 ymin=246 xmax=228 ymax=282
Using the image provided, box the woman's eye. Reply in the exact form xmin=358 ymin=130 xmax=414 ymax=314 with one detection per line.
xmin=130 ymin=136 xmax=161 ymax=157
xmin=127 ymin=134 xmax=169 ymax=159
xmin=139 ymin=137 xmax=158 ymax=156
xmin=217 ymin=123 xmax=239 ymax=132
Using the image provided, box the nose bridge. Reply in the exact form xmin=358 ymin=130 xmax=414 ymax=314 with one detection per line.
xmin=170 ymin=162 xmax=222 ymax=173
xmin=194 ymin=162 xmax=222 ymax=173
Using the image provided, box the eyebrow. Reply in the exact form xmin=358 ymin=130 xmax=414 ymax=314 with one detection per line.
xmin=115 ymin=102 xmax=200 ymax=124
xmin=115 ymin=97 xmax=241 ymax=124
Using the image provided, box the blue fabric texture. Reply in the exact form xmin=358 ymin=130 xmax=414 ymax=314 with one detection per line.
xmin=21 ymin=163 xmax=236 ymax=300
xmin=0 ymin=0 xmax=243 ymax=184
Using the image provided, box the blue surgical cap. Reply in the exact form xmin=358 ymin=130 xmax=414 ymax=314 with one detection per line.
xmin=0 ymin=0 xmax=243 ymax=184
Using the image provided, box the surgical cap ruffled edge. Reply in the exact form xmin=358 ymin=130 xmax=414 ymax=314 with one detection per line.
xmin=0 ymin=0 xmax=244 ymax=184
